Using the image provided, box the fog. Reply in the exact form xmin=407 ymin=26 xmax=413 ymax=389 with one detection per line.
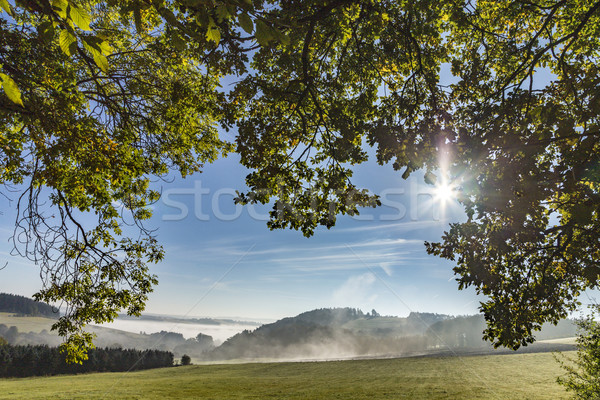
xmin=1 ymin=308 xmax=578 ymax=364
xmin=93 ymin=319 xmax=259 ymax=344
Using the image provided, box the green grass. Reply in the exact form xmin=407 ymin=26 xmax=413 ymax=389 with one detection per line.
xmin=0 ymin=312 xmax=148 ymax=341
xmin=0 ymin=351 xmax=571 ymax=399
xmin=0 ymin=312 xmax=56 ymax=333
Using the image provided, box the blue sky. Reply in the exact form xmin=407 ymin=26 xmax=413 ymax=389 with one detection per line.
xmin=0 ymin=142 xmax=485 ymax=321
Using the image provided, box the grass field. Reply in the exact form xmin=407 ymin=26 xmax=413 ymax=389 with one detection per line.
xmin=0 ymin=312 xmax=56 ymax=333
xmin=0 ymin=351 xmax=572 ymax=399
xmin=0 ymin=312 xmax=150 ymax=342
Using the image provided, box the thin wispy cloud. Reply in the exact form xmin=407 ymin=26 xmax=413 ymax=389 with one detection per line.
xmin=336 ymin=219 xmax=450 ymax=233
xmin=269 ymin=251 xmax=411 ymax=265
xmin=379 ymin=262 xmax=394 ymax=276
xmin=161 ymin=235 xmax=427 ymax=275
xmin=205 ymin=237 xmax=422 ymax=258
xmin=332 ymin=273 xmax=378 ymax=306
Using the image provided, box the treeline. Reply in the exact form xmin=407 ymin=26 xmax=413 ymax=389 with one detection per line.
xmin=280 ymin=308 xmax=365 ymax=327
xmin=426 ymin=314 xmax=576 ymax=348
xmin=0 ymin=344 xmax=173 ymax=378
xmin=0 ymin=324 xmax=214 ymax=360
xmin=0 ymin=293 xmax=57 ymax=318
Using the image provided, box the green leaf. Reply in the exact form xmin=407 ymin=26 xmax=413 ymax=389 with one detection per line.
xmin=273 ymin=28 xmax=290 ymax=46
xmin=0 ymin=73 xmax=24 ymax=107
xmin=401 ymin=168 xmax=411 ymax=180
xmin=215 ymin=4 xmax=229 ymax=22
xmin=172 ymin=33 xmax=186 ymax=51
xmin=59 ymin=30 xmax=77 ymax=56
xmin=424 ymin=171 xmax=437 ymax=185
xmin=98 ymin=40 xmax=112 ymax=56
xmin=93 ymin=54 xmax=109 ymax=73
xmin=0 ymin=0 xmax=13 ymax=16
xmin=238 ymin=13 xmax=253 ymax=34
xmin=51 ymin=0 xmax=68 ymax=19
xmin=38 ymin=21 xmax=56 ymax=43
xmin=255 ymin=20 xmax=273 ymax=46
xmin=133 ymin=3 xmax=143 ymax=34
xmin=82 ymin=36 xmax=112 ymax=57
xmin=160 ymin=8 xmax=179 ymax=28
xmin=82 ymin=37 xmax=100 ymax=57
xmin=206 ymin=18 xmax=221 ymax=45
xmin=68 ymin=4 xmax=92 ymax=31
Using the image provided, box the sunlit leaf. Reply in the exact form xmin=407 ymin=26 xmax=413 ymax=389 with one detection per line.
xmin=93 ymin=54 xmax=109 ymax=73
xmin=51 ymin=0 xmax=68 ymax=19
xmin=0 ymin=0 xmax=12 ymax=16
xmin=206 ymin=18 xmax=220 ymax=45
xmin=59 ymin=29 xmax=77 ymax=56
xmin=0 ymin=73 xmax=24 ymax=107
xmin=98 ymin=40 xmax=112 ymax=56
xmin=69 ymin=4 xmax=92 ymax=31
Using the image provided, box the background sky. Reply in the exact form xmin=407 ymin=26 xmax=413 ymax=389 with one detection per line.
xmin=0 ymin=134 xmax=488 ymax=322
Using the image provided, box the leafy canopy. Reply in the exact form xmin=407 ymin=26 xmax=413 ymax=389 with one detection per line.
xmin=1 ymin=0 xmax=599 ymax=360
xmin=556 ymin=306 xmax=600 ymax=399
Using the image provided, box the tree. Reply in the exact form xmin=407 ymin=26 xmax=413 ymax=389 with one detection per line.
xmin=0 ymin=0 xmax=245 ymax=362
xmin=1 ymin=0 xmax=599 ymax=361
xmin=196 ymin=332 xmax=214 ymax=347
xmin=231 ymin=0 xmax=600 ymax=350
xmin=180 ymin=354 xmax=191 ymax=366
xmin=556 ymin=306 xmax=600 ymax=399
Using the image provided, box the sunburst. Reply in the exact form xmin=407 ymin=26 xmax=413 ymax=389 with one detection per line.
xmin=433 ymin=178 xmax=458 ymax=207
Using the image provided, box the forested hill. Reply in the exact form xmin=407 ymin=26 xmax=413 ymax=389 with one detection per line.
xmin=208 ymin=308 xmax=450 ymax=360
xmin=0 ymin=293 xmax=57 ymax=318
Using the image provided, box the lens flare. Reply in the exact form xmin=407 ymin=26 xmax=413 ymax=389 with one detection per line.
xmin=433 ymin=179 xmax=457 ymax=206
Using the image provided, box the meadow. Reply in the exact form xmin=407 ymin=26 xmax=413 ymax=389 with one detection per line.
xmin=0 ymin=312 xmax=55 ymax=333
xmin=0 ymin=351 xmax=571 ymax=399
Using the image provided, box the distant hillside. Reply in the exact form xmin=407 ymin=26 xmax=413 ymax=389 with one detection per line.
xmin=0 ymin=293 xmax=57 ymax=318
xmin=117 ymin=313 xmax=261 ymax=327
xmin=426 ymin=314 xmax=576 ymax=349
xmin=0 ymin=317 xmax=215 ymax=360
xmin=207 ymin=308 xmax=447 ymax=360
xmin=204 ymin=307 xmax=578 ymax=361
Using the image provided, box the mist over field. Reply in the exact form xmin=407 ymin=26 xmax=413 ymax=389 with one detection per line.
xmin=1 ymin=306 xmax=578 ymax=364
xmin=0 ymin=294 xmax=578 ymax=365
xmin=94 ymin=318 xmax=260 ymax=345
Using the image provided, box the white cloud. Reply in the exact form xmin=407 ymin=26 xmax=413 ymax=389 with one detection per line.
xmin=337 ymin=219 xmax=450 ymax=233
xmin=379 ymin=262 xmax=393 ymax=276
xmin=332 ymin=273 xmax=377 ymax=306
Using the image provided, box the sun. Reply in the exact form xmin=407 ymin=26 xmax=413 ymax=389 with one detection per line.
xmin=433 ymin=179 xmax=457 ymax=205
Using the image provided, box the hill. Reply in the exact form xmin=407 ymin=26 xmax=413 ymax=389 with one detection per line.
xmin=0 ymin=293 xmax=57 ymax=318
xmin=0 ymin=312 xmax=214 ymax=360
xmin=427 ymin=315 xmax=577 ymax=349
xmin=116 ymin=313 xmax=260 ymax=327
xmin=205 ymin=308 xmax=577 ymax=361
xmin=207 ymin=308 xmax=449 ymax=360
xmin=0 ymin=300 xmax=577 ymax=363
xmin=0 ymin=294 xmax=218 ymax=359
